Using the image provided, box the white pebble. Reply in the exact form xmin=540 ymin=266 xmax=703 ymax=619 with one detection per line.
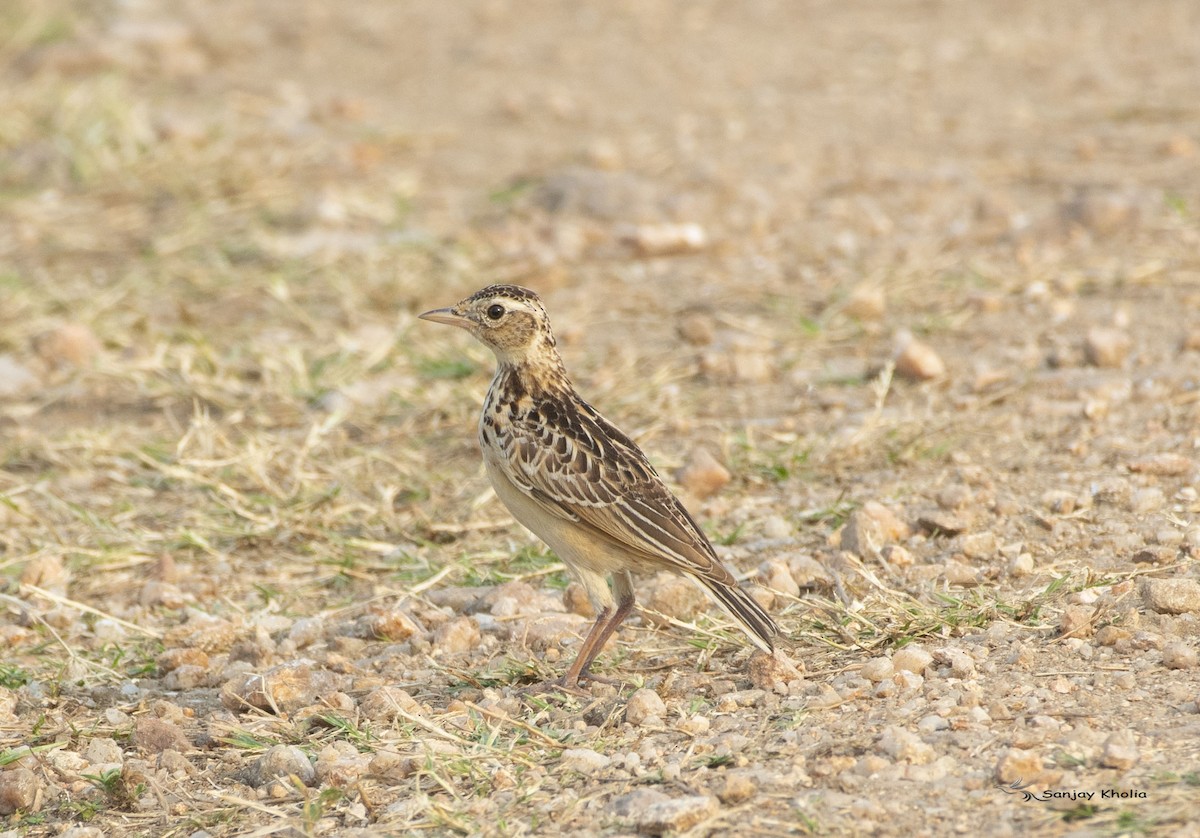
xmin=917 ymin=714 xmax=949 ymax=733
xmin=559 ymin=748 xmax=610 ymax=774
xmin=892 ymin=645 xmax=933 ymax=674
xmin=626 ymin=688 xmax=667 ymax=726
xmin=860 ymin=657 xmax=895 ymax=683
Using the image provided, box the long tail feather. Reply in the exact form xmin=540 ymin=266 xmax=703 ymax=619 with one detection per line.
xmin=689 ymin=576 xmax=779 ymax=652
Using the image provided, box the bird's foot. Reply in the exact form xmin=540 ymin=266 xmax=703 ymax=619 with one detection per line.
xmin=516 ymin=677 xmax=589 ymax=699
xmin=516 ymin=671 xmax=623 ymax=699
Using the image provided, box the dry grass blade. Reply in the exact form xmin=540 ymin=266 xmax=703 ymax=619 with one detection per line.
xmin=19 ymin=584 xmax=163 ymax=639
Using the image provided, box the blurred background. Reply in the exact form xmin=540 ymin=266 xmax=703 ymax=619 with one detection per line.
xmin=3 ymin=0 xmax=1197 ymax=511
xmin=1 ymin=1 xmax=1199 ymax=831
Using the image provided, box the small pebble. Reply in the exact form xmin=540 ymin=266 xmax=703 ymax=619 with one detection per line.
xmin=748 ymin=650 xmax=800 ymax=692
xmin=941 ymin=560 xmax=981 ymax=586
xmin=626 ymin=688 xmax=667 ymax=726
xmin=789 ymin=554 xmax=834 ymax=588
xmin=220 ymin=660 xmax=342 ymax=714
xmin=157 ymin=648 xmax=209 ymax=672
xmin=288 ymin=617 xmax=326 ymax=648
xmin=760 ymin=515 xmax=792 ymax=540
xmin=1130 ymin=488 xmax=1165 ymax=514
xmin=1094 ymin=625 xmax=1131 ymax=646
xmin=32 ymin=322 xmax=101 ymax=367
xmin=675 ymin=448 xmax=731 ymax=498
xmin=1154 ymin=528 xmax=1183 ymax=547
xmin=1130 ymin=630 xmax=1163 ymax=651
xmin=134 ymin=718 xmax=191 ymax=754
xmin=1162 ymin=641 xmax=1197 ymax=670
xmin=677 ymin=312 xmax=715 ymax=346
xmin=1100 ymin=732 xmax=1139 ymax=770
xmin=1162 ymin=133 xmax=1197 ymax=158
xmin=607 ymin=788 xmax=670 ymax=818
xmin=164 ymin=664 xmax=209 ymax=691
xmin=1041 ymin=490 xmax=1076 ymax=513
xmin=860 ymin=657 xmax=895 ymax=683
xmin=960 ymin=532 xmax=997 ymax=560
xmin=641 ymin=572 xmax=707 ymax=624
xmin=715 ymin=771 xmax=757 ymax=804
xmin=92 ymin=618 xmax=128 ymax=644
xmin=164 ymin=616 xmax=240 ymax=654
xmin=369 ymin=608 xmax=422 ymax=641
xmin=758 ymin=558 xmax=799 ymax=597
xmin=1063 ymin=191 xmax=1138 ymax=237
xmin=878 ymin=726 xmax=935 ymax=764
xmin=85 ymin=737 xmax=123 ymax=765
xmin=895 ymin=338 xmax=946 ymax=381
xmin=936 ymin=484 xmax=972 ymax=510
xmin=1092 ymin=478 xmax=1131 ymax=507
xmin=360 ymin=686 xmax=422 ymax=721
xmin=0 ymin=768 xmax=40 ymax=815
xmin=315 ymin=744 xmax=371 ymax=786
xmin=843 ymin=286 xmax=886 ymax=321
xmin=620 ymin=222 xmax=708 ymax=256
xmin=252 ymin=745 xmax=315 ymax=787
xmin=810 ymin=683 xmax=844 ymax=708
xmin=560 ymin=748 xmax=610 ymax=775
xmin=61 ymin=827 xmax=106 ymax=838
xmin=916 ymin=714 xmax=948 ymax=733
xmin=1142 ymin=578 xmax=1200 ymax=614
xmin=1008 ymin=553 xmax=1035 ymax=577
xmin=1060 ymin=604 xmax=1095 ymax=638
xmin=872 ymin=680 xmax=897 ymax=699
xmin=563 ymin=582 xmax=595 ymax=617
xmin=1084 ymin=327 xmax=1132 ymax=368
xmin=1127 ymin=453 xmax=1191 ymax=476
xmin=433 ymin=617 xmax=481 ymax=653
xmin=20 ymin=554 xmax=69 ymax=593
xmin=917 ymin=512 xmax=968 ymax=537
xmin=840 ymin=502 xmax=909 ymax=558
xmin=880 ymin=544 xmax=914 ymax=568
xmin=995 ymin=748 xmax=1043 ymax=783
xmin=635 ymin=795 xmax=718 ymax=834
xmin=935 ymin=647 xmax=976 ymax=678
xmin=486 ymin=580 xmax=554 ymax=617
xmin=368 ymin=751 xmax=418 ymax=781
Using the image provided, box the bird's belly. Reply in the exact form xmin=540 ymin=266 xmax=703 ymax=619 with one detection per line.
xmin=482 ymin=456 xmax=626 ymax=580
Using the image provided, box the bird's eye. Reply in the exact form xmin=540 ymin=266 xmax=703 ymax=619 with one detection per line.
xmin=487 ymin=304 xmax=505 ymax=320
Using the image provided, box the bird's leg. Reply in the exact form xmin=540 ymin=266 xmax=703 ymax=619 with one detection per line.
xmin=557 ymin=609 xmax=615 ymax=689
xmin=561 ymin=571 xmax=635 ymax=688
xmin=515 ymin=612 xmax=617 ymax=698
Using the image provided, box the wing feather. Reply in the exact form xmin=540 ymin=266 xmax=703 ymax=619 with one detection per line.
xmin=495 ymin=396 xmax=732 ymax=582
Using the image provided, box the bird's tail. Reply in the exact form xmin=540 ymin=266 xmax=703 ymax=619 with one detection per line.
xmin=689 ymin=575 xmax=779 ymax=653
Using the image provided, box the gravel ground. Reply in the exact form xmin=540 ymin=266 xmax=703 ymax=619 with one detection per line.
xmin=2 ymin=1 xmax=1200 ymax=836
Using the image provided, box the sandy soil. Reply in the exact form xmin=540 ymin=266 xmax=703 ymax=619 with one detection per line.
xmin=1 ymin=1 xmax=1200 ymax=835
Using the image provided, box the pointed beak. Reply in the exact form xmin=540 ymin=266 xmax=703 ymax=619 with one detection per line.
xmin=418 ymin=307 xmax=472 ymax=329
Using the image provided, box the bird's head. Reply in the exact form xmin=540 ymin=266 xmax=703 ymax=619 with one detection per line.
xmin=419 ymin=285 xmax=560 ymax=368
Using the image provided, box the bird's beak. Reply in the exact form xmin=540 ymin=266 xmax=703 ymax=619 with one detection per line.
xmin=418 ymin=307 xmax=472 ymax=329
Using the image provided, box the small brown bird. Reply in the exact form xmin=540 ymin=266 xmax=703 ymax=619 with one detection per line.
xmin=420 ymin=285 xmax=778 ymax=688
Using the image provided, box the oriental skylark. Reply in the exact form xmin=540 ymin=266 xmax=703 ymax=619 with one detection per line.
xmin=420 ymin=285 xmax=779 ymax=688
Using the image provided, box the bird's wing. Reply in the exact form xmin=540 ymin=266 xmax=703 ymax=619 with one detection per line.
xmin=495 ymin=395 xmax=736 ymax=585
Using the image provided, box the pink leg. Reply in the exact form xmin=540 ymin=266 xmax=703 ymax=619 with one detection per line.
xmin=561 ymin=572 xmax=635 ymax=687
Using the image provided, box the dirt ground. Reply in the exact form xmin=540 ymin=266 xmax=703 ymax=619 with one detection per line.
xmin=2 ymin=0 xmax=1200 ymax=835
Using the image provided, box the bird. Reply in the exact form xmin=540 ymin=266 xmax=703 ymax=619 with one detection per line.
xmin=419 ymin=284 xmax=779 ymax=688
